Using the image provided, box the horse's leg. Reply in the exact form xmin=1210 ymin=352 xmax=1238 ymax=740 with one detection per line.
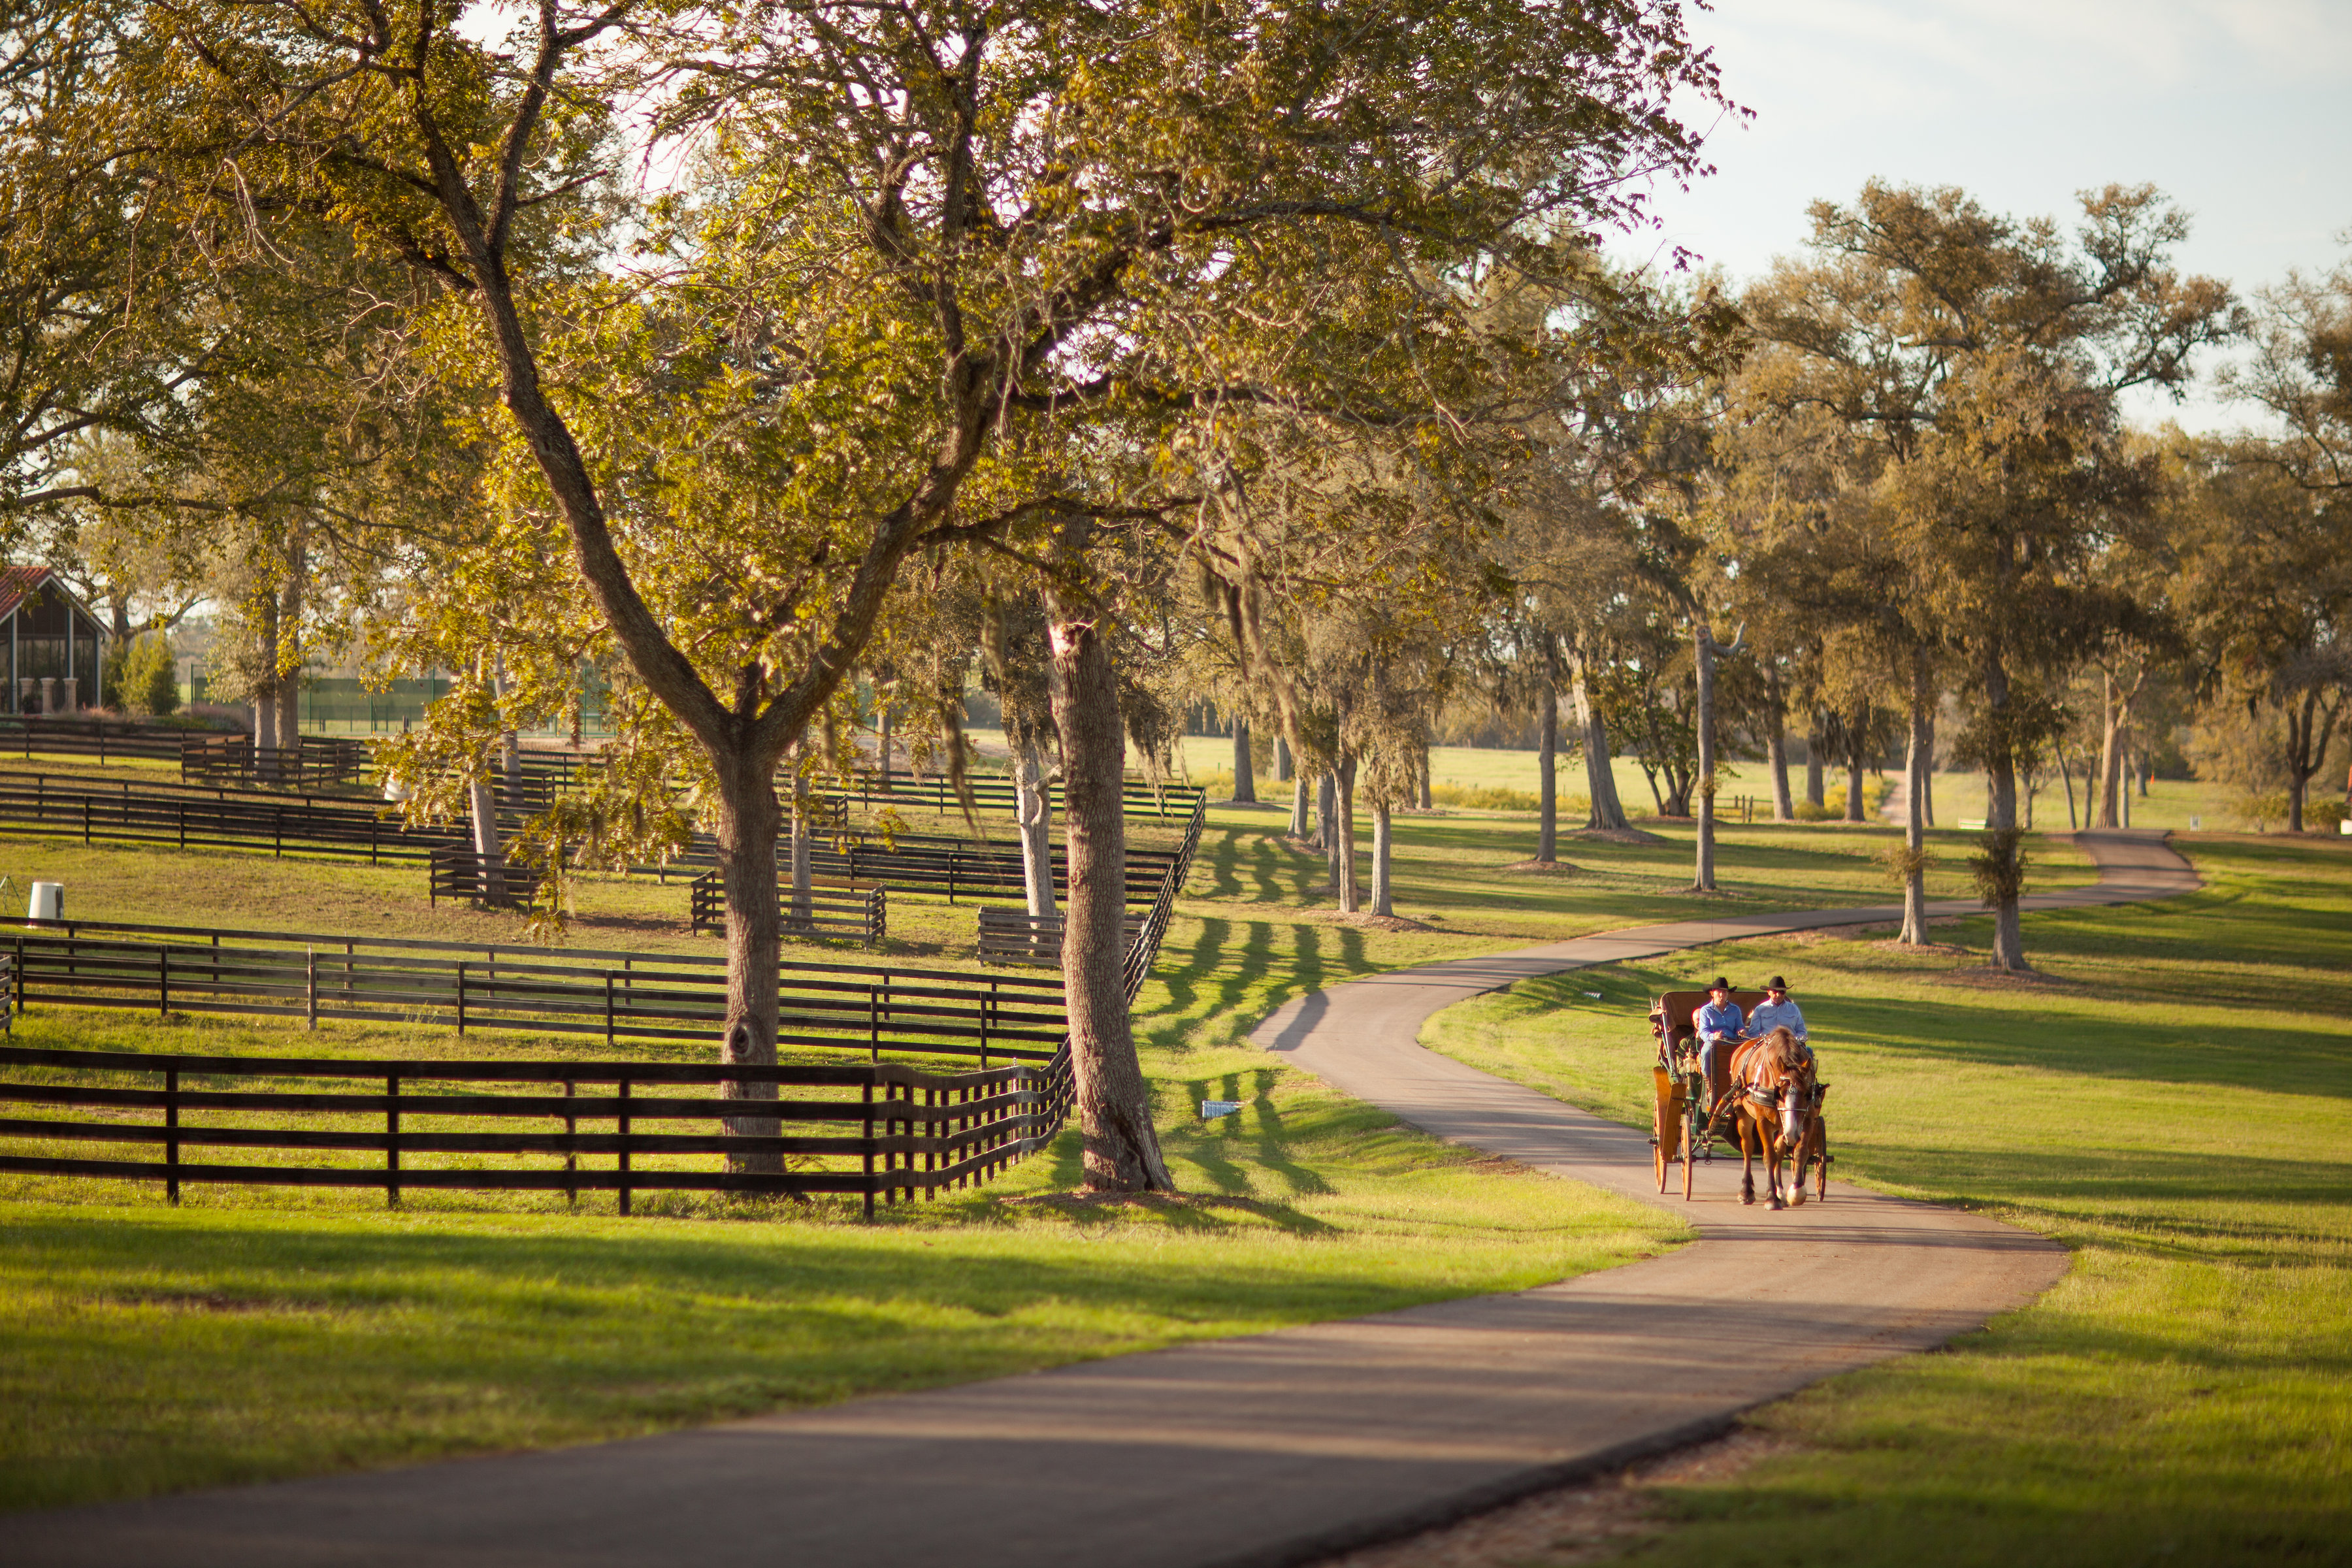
xmin=1738 ymin=1111 xmax=1756 ymax=1205
xmin=1789 ymin=1134 xmax=1809 ymax=1207
xmin=1765 ymin=1130 xmax=1785 ymax=1211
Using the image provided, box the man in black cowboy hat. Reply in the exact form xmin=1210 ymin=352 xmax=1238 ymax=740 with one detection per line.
xmin=1742 ymin=976 xmax=1811 ymax=1059
xmin=1690 ymin=976 xmax=1744 ymax=1114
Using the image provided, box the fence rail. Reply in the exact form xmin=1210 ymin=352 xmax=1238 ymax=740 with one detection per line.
xmin=0 ymin=717 xmax=195 ymax=766
xmin=0 ymin=1041 xmax=1072 ymax=1215
xmin=182 ymin=735 xmax=368 ymax=789
xmin=427 ymin=845 xmax=548 ymax=911
xmin=0 ymin=774 xmax=447 ymax=862
xmin=975 ymin=908 xmax=1146 ymax=966
xmin=1122 ymin=795 xmax=1208 ymax=1003
xmin=689 ymin=874 xmax=887 ymax=947
xmin=4 ymin=920 xmax=1065 ymax=1063
xmin=838 ymin=772 xmax=1206 ymax=822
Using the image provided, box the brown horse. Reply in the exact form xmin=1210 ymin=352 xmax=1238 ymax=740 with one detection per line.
xmin=1710 ymin=1028 xmax=1817 ymax=1209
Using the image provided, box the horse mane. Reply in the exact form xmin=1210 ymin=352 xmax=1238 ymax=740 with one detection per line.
xmin=1761 ymin=1027 xmax=1807 ymax=1077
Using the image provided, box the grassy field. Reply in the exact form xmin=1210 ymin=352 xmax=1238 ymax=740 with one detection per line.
xmin=0 ymin=743 xmax=2316 ymax=1533
xmin=1420 ymin=834 xmax=2352 ymax=1564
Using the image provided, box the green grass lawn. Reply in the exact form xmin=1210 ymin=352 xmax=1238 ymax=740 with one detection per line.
xmin=0 ymin=1021 xmax=1685 ymax=1512
xmin=0 ymin=750 xmax=2314 ymax=1537
xmin=1420 ymin=834 xmax=2352 ymax=1564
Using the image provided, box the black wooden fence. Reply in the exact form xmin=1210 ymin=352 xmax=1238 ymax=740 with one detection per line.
xmin=427 ymin=845 xmax=549 ymax=911
xmin=0 ymin=776 xmax=1178 ymax=910
xmin=687 ymin=875 xmax=887 ymax=947
xmin=0 ymin=774 xmax=449 ymax=862
xmin=182 ymin=735 xmax=369 ymax=789
xmin=973 ymin=794 xmax=1207 ymax=996
xmin=837 ymin=772 xmax=1206 ymax=822
xmin=4 ymin=919 xmax=1066 ymax=1062
xmin=0 ymin=1042 xmax=1071 ymax=1217
xmin=0 ymin=717 xmax=193 ymax=766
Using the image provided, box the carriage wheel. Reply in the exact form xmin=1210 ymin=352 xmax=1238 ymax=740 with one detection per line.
xmin=1654 ymin=1119 xmax=1669 ymax=1193
xmin=1816 ymin=1132 xmax=1831 ymax=1201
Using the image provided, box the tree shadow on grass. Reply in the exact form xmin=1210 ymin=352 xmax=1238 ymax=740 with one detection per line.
xmin=1166 ymin=1068 xmax=1338 ymax=1215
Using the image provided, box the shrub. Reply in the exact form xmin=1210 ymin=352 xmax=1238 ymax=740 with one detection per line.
xmin=2232 ymin=792 xmax=2291 ymax=832
xmin=119 ymin=635 xmax=179 ymax=717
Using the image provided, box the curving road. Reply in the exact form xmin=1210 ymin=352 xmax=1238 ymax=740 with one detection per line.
xmin=3 ymin=833 xmax=2198 ymax=1568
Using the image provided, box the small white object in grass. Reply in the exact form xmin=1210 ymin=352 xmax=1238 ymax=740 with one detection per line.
xmin=27 ymin=881 xmax=62 ymax=923
xmin=1200 ymin=1100 xmax=1245 ymax=1119
xmin=1583 ymin=991 xmax=1603 ymax=999
xmin=2191 ymin=816 xmax=2200 ymax=830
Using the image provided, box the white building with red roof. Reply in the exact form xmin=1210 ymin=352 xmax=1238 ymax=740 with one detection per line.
xmin=0 ymin=566 xmax=109 ymax=714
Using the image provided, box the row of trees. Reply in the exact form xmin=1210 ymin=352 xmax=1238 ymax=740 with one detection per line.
xmin=6 ymin=1 xmax=2343 ymax=1190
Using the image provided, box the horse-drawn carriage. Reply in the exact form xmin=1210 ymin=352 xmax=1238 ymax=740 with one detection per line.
xmin=1648 ymin=987 xmax=1831 ymax=1207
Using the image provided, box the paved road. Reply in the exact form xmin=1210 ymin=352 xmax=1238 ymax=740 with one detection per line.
xmin=4 ymin=833 xmax=2198 ymax=1568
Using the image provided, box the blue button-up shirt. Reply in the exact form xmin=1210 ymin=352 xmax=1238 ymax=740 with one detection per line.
xmin=1693 ymin=1000 xmax=1744 ymax=1040
xmin=1745 ymin=997 xmax=1808 ymax=1039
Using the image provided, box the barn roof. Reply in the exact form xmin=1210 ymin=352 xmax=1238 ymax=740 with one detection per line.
xmin=0 ymin=565 xmax=100 ymax=627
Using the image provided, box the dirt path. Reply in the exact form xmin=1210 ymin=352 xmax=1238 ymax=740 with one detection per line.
xmin=1 ymin=834 xmax=2198 ymax=1568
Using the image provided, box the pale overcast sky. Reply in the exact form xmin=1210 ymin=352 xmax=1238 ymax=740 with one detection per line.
xmin=1609 ymin=0 xmax=2352 ymax=432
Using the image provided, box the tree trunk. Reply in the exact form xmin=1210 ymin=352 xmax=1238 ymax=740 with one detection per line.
xmin=1984 ymin=655 xmax=2028 ymax=972
xmin=2097 ymin=669 xmax=2124 ymax=828
xmin=788 ymin=770 xmax=813 ymax=933
xmin=1573 ymin=662 xmax=1629 ymax=830
xmin=1015 ymin=730 xmax=1056 ymax=917
xmin=1273 ymin=734 xmax=1292 ymax=783
xmin=1844 ymin=697 xmax=1868 ymax=823
xmin=1416 ymin=743 xmax=1433 ymax=810
xmin=2059 ymin=752 xmax=2078 ymax=831
xmin=1334 ymin=755 xmax=1359 ymax=912
xmin=253 ymin=586 xmax=280 ymax=780
xmin=492 ymin=651 xmax=518 ymax=802
xmin=1900 ymin=648 xmax=1932 ymax=945
xmin=1230 ymin=717 xmax=1256 ymax=804
xmin=1805 ymin=727 xmax=1826 ymax=809
xmin=1920 ymin=704 xmax=1936 ymax=826
xmin=1289 ymin=774 xmax=1310 ymax=840
xmin=875 ymin=704 xmax=894 ymax=791
xmin=273 ymin=528 xmax=304 ymax=760
xmin=713 ymin=756 xmax=783 ymax=1174
xmin=1316 ymin=772 xmax=1337 ymax=860
xmin=1693 ymin=622 xmax=1719 ymax=890
xmin=468 ymin=778 xmax=506 ymax=907
xmin=1763 ymin=664 xmax=1794 ymax=822
xmin=1535 ymin=679 xmax=1558 ymax=864
xmin=1370 ymin=799 xmax=1394 ymax=916
xmin=1044 ymin=599 xmax=1173 ymax=1192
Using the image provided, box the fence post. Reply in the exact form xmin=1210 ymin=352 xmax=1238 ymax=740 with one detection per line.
xmin=82 ymin=798 xmax=90 ymax=845
xmin=605 ymin=973 xmax=615 ymax=1047
xmin=564 ymin=1077 xmax=578 ymax=1209
xmin=385 ymin=1071 xmax=401 ymax=1207
xmin=165 ymin=1065 xmax=179 ymax=1205
xmin=455 ymin=962 xmax=467 ymax=1036
xmin=616 ymin=1076 xmax=632 ymax=1217
xmin=306 ymin=947 xmax=318 ymax=1030
xmin=179 ymin=800 xmax=186 ymax=850
xmin=862 ymin=1081 xmax=875 ymax=1220
xmin=159 ymin=947 xmax=169 ymax=1018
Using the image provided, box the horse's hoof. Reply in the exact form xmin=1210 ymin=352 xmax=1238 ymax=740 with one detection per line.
xmin=1740 ymin=1194 xmax=1756 ymax=1206
xmin=1768 ymin=1196 xmax=1785 ymax=1211
xmin=1790 ymin=1190 xmax=1806 ymax=1207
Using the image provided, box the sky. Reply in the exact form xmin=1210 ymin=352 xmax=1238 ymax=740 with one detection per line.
xmin=1604 ymin=0 xmax=2352 ymax=433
